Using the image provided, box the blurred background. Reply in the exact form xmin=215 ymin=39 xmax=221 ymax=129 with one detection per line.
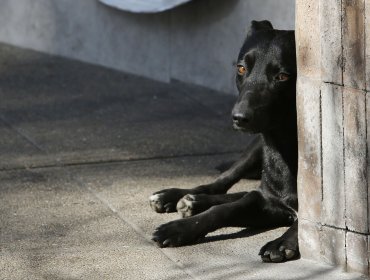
xmin=0 ymin=0 xmax=295 ymax=95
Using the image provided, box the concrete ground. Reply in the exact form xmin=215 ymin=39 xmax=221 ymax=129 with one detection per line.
xmin=0 ymin=44 xmax=366 ymax=280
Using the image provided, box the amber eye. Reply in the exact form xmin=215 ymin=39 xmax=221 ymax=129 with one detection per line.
xmin=237 ymin=65 xmax=247 ymax=75
xmin=277 ymin=73 xmax=290 ymax=81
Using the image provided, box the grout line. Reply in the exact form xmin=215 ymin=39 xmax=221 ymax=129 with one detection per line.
xmin=322 ymin=81 xmax=344 ymax=87
xmin=319 ymin=89 xmax=323 ymax=203
xmin=79 ymin=178 xmax=200 ymax=280
xmin=0 ymin=150 xmax=243 ymax=173
xmin=342 ymin=85 xmax=346 ymax=229
xmin=0 ymin=114 xmax=45 ymax=152
xmin=340 ymin=0 xmax=348 ymax=270
xmin=363 ymin=1 xmax=368 ymax=238
xmin=366 ymin=91 xmax=369 ymax=234
xmin=322 ymin=223 xmax=370 ymax=236
xmin=341 ymin=0 xmax=345 ymax=86
xmin=323 ymin=80 xmax=368 ymax=93
xmin=363 ymin=0 xmax=367 ymax=92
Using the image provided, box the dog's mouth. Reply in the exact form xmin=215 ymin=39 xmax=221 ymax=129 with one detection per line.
xmin=232 ymin=122 xmax=251 ymax=132
xmin=232 ymin=117 xmax=266 ymax=133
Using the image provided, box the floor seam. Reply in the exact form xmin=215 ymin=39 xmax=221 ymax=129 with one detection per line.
xmin=77 ymin=177 xmax=200 ymax=280
xmin=0 ymin=150 xmax=243 ymax=173
xmin=0 ymin=114 xmax=46 ymax=152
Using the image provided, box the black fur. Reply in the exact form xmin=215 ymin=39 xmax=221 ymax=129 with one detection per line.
xmin=149 ymin=20 xmax=299 ymax=263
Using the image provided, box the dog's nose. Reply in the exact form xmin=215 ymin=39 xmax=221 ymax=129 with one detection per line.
xmin=232 ymin=113 xmax=249 ymax=124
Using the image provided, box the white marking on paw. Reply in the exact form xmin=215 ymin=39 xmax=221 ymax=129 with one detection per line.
xmin=184 ymin=194 xmax=195 ymax=201
xmin=177 ymin=195 xmax=196 ymax=217
xmin=149 ymin=194 xmax=160 ymax=202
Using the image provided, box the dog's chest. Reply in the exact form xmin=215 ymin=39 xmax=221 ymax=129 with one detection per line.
xmin=261 ymin=144 xmax=297 ymax=198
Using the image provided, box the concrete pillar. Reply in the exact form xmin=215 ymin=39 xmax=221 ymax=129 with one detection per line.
xmin=296 ymin=0 xmax=369 ymax=275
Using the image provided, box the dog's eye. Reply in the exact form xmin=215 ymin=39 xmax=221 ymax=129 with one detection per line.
xmin=237 ymin=65 xmax=247 ymax=75
xmin=276 ymin=73 xmax=290 ymax=81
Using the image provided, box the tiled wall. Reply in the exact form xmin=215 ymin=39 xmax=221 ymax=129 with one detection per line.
xmin=296 ymin=0 xmax=370 ymax=275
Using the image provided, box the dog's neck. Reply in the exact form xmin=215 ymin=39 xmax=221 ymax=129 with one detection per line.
xmin=260 ymin=112 xmax=298 ymax=201
xmin=263 ymin=103 xmax=297 ymax=170
xmin=262 ymin=127 xmax=297 ymax=169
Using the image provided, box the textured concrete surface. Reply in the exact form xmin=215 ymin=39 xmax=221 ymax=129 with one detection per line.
xmin=346 ymin=232 xmax=368 ymax=275
xmin=296 ymin=77 xmax=322 ymax=223
xmin=321 ymin=83 xmax=345 ymax=229
xmin=320 ymin=226 xmax=346 ymax=266
xmin=0 ymin=45 xmax=366 ymax=280
xmin=296 ymin=0 xmax=370 ymax=275
xmin=319 ymin=0 xmax=342 ymax=84
xmin=296 ymin=77 xmax=322 ymax=263
xmin=0 ymin=0 xmax=295 ymax=94
xmin=342 ymin=0 xmax=366 ymax=90
xmin=343 ymin=88 xmax=367 ymax=233
xmin=295 ymin=0 xmax=321 ymax=80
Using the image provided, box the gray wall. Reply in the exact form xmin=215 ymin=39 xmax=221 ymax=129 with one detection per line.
xmin=0 ymin=0 xmax=295 ymax=94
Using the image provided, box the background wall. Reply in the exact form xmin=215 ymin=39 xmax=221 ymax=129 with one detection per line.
xmin=0 ymin=0 xmax=295 ymax=94
xmin=296 ymin=0 xmax=370 ymax=276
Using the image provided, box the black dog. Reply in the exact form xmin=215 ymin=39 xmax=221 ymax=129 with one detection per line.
xmin=150 ymin=20 xmax=298 ymax=263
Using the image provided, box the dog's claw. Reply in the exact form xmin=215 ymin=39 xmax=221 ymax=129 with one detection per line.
xmin=270 ymin=251 xmax=284 ymax=263
xmin=259 ymin=247 xmax=299 ymax=263
xmin=260 ymin=251 xmax=271 ymax=262
xmin=284 ymin=249 xmax=296 ymax=259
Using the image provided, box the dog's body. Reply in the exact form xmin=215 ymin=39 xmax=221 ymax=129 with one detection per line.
xmin=150 ymin=20 xmax=299 ymax=263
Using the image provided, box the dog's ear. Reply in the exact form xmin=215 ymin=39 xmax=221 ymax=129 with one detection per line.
xmin=247 ymin=20 xmax=273 ymax=36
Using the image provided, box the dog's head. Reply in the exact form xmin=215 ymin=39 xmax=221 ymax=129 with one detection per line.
xmin=232 ymin=20 xmax=296 ymax=133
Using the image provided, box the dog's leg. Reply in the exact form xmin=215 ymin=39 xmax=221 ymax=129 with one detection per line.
xmin=150 ymin=136 xmax=262 ymax=213
xmin=216 ymin=136 xmax=262 ymax=180
xmin=176 ymin=192 xmax=248 ymax=218
xmin=259 ymin=220 xmax=299 ymax=262
xmin=152 ymin=190 xmax=298 ymax=262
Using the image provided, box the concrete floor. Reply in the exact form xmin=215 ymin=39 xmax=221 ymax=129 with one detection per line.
xmin=0 ymin=44 xmax=366 ymax=280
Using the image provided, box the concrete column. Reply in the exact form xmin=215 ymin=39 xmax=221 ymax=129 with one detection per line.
xmin=296 ymin=0 xmax=369 ymax=275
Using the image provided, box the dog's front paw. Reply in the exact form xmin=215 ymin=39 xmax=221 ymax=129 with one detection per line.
xmin=259 ymin=234 xmax=299 ymax=263
xmin=152 ymin=219 xmax=205 ymax=247
xmin=176 ymin=194 xmax=209 ymax=218
xmin=149 ymin=188 xmax=189 ymax=213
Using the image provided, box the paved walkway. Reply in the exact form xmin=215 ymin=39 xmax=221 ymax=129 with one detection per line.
xmin=0 ymin=44 xmax=366 ymax=280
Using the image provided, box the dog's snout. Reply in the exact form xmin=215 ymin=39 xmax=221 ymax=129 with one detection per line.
xmin=232 ymin=113 xmax=249 ymax=124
